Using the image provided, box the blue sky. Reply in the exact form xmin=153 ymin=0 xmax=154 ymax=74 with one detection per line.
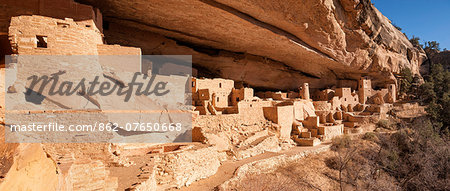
xmin=372 ymin=0 xmax=450 ymax=50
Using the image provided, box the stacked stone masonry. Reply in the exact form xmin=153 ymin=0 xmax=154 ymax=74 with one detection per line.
xmin=193 ymin=77 xmax=396 ymax=146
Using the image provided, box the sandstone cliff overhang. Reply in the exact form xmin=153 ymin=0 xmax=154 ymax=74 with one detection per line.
xmin=18 ymin=0 xmax=420 ymax=90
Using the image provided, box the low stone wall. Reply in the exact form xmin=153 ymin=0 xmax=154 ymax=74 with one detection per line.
xmin=154 ymin=146 xmax=225 ymax=188
xmin=65 ymin=160 xmax=118 ymax=191
xmin=235 ymin=136 xmax=281 ymax=160
xmin=129 ymin=166 xmax=157 ymax=191
xmin=194 ymin=113 xmax=267 ymax=132
xmin=318 ymin=124 xmax=344 ymax=141
xmin=218 ymin=145 xmax=330 ymax=190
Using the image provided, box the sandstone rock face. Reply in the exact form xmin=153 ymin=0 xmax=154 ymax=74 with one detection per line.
xmin=0 ymin=142 xmax=59 ymax=191
xmin=78 ymin=0 xmax=425 ymax=90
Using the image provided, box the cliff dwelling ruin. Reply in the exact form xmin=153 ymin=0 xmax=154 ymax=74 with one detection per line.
xmin=0 ymin=0 xmax=440 ymax=190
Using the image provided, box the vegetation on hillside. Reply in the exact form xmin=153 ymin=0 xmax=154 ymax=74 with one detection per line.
xmin=424 ymin=41 xmax=441 ymax=51
xmin=327 ymin=120 xmax=449 ymax=191
xmin=409 ymin=36 xmax=422 ymax=47
xmin=392 ymin=23 xmax=402 ymax=31
xmin=418 ymin=62 xmax=450 ymax=133
xmin=233 ymin=120 xmax=448 ymax=191
xmin=398 ymin=67 xmax=413 ymax=95
xmin=401 ymin=30 xmax=449 ymax=133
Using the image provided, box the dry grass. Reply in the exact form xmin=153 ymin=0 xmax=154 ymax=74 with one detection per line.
xmin=231 ymin=137 xmax=403 ymax=191
xmin=231 ymin=151 xmax=340 ymax=191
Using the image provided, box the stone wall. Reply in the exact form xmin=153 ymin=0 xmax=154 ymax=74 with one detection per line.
xmin=263 ymin=105 xmax=293 ymax=139
xmin=193 ymin=78 xmax=234 ymax=108
xmin=0 ymin=0 xmax=102 ymax=33
xmin=231 ymin=87 xmax=253 ymax=106
xmin=335 ymin=88 xmax=360 ymax=108
xmin=237 ymin=100 xmax=272 ymax=122
xmin=97 ymin=44 xmax=142 ymax=72
xmin=195 ymin=111 xmax=268 ymax=131
xmin=154 ymin=146 xmax=223 ymax=188
xmin=97 ymin=44 xmax=141 ymax=55
xmin=63 ymin=160 xmax=118 ymax=191
xmin=9 ymin=16 xmax=103 ymax=55
xmin=318 ymin=124 xmax=344 ymax=141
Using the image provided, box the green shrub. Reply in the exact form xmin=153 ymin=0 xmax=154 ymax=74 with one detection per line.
xmin=409 ymin=36 xmax=422 ymax=47
xmin=398 ymin=67 xmax=413 ymax=95
xmin=419 ymin=63 xmax=450 ymax=132
xmin=377 ymin=119 xmax=391 ymax=129
xmin=331 ymin=135 xmax=352 ymax=151
xmin=362 ymin=132 xmax=377 ymax=141
xmin=424 ymin=41 xmax=440 ymax=51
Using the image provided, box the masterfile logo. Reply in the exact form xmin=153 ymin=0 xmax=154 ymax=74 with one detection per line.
xmin=4 ymin=55 xmax=193 ymax=143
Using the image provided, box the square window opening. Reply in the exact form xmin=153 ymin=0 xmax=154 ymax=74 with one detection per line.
xmin=36 ymin=35 xmax=47 ymax=48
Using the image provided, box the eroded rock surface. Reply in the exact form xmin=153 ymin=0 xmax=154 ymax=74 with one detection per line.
xmin=0 ymin=126 xmax=58 ymax=191
xmin=78 ymin=0 xmax=426 ymax=90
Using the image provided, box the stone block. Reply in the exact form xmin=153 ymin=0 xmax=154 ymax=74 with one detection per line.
xmin=299 ymin=132 xmax=311 ymax=138
xmin=293 ymin=137 xmax=321 ymax=146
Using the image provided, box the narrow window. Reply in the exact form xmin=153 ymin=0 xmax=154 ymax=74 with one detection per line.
xmin=344 ymin=98 xmax=347 ymax=101
xmin=192 ymin=81 xmax=195 ymax=87
xmin=236 ymin=97 xmax=239 ymax=102
xmin=57 ymin=22 xmax=69 ymax=28
xmin=217 ymin=97 xmax=219 ymax=102
xmin=36 ymin=35 xmax=47 ymax=48
xmin=219 ymin=83 xmax=222 ymax=88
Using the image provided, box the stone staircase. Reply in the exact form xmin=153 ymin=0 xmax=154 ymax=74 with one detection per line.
xmin=291 ymin=123 xmax=321 ymax=146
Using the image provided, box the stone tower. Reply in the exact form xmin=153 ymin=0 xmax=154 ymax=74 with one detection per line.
xmin=299 ymin=83 xmax=310 ymax=100
xmin=388 ymin=84 xmax=396 ymax=103
xmin=358 ymin=76 xmax=372 ymax=104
